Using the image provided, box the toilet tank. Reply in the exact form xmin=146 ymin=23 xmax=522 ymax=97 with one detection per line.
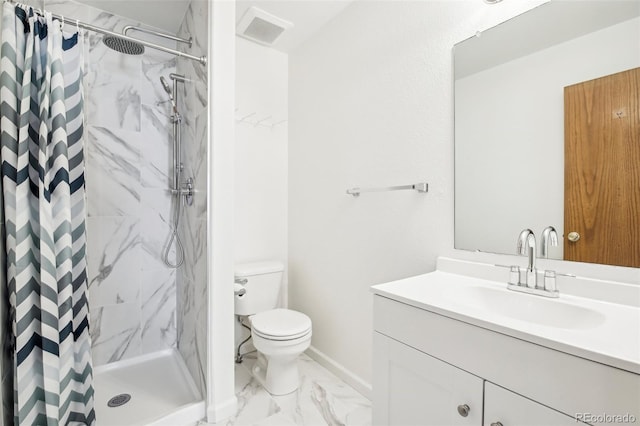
xmin=235 ymin=261 xmax=284 ymax=316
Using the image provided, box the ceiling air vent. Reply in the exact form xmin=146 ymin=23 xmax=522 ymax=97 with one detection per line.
xmin=236 ymin=7 xmax=293 ymax=46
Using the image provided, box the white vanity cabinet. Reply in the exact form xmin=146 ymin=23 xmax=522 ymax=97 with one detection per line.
xmin=373 ymin=333 xmax=483 ymax=425
xmin=373 ymin=332 xmax=578 ymax=426
xmin=372 ymin=293 xmax=640 ymax=426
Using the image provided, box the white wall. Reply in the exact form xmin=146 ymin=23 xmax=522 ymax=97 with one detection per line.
xmin=455 ymin=17 xmax=640 ymax=257
xmin=235 ymin=37 xmax=288 ymax=348
xmin=289 ymin=0 xmax=547 ymax=393
xmin=235 ymin=38 xmax=289 ymax=275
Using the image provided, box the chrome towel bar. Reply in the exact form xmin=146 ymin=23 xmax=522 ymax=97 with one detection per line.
xmin=346 ymin=182 xmax=428 ymax=197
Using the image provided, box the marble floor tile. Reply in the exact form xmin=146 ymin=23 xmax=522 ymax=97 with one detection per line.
xmin=220 ymin=353 xmax=371 ymax=426
xmin=253 ymin=413 xmax=297 ymax=426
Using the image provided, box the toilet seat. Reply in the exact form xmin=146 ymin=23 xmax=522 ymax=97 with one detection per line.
xmin=251 ymin=309 xmax=312 ymax=341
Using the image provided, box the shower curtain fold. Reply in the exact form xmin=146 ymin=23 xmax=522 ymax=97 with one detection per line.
xmin=0 ymin=2 xmax=95 ymax=425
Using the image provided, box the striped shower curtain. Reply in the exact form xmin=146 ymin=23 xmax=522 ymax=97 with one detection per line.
xmin=0 ymin=3 xmax=95 ymax=424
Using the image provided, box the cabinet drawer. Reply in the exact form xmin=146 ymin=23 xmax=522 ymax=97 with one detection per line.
xmin=484 ymin=382 xmax=587 ymax=426
xmin=374 ymin=295 xmax=640 ymax=426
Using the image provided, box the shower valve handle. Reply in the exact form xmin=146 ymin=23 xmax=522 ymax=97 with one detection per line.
xmin=183 ymin=178 xmax=194 ymax=206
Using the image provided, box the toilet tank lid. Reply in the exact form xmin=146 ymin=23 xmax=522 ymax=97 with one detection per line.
xmin=235 ymin=261 xmax=284 ymax=277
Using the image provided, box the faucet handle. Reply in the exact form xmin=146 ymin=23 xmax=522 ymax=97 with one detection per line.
xmin=508 ymin=266 xmax=520 ymax=285
xmin=544 ymin=270 xmax=557 ymax=292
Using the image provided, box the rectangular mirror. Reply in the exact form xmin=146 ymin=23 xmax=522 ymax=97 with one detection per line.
xmin=454 ymin=0 xmax=640 ymax=267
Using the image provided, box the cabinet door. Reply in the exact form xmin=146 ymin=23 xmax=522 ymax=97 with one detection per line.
xmin=373 ymin=332 xmax=483 ymax=426
xmin=484 ymin=382 xmax=583 ymax=426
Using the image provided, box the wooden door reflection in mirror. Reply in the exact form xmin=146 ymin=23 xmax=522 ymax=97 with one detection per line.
xmin=564 ymin=67 xmax=640 ymax=267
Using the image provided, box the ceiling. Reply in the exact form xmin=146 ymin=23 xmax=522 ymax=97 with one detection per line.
xmin=80 ymin=0 xmax=352 ymax=53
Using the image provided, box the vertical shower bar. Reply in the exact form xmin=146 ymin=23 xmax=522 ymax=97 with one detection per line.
xmin=173 ymin=77 xmax=182 ymax=193
xmin=162 ymin=73 xmax=187 ymax=268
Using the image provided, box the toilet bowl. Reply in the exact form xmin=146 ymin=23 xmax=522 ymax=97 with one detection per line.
xmin=234 ymin=262 xmax=313 ymax=395
xmin=250 ymin=309 xmax=312 ymax=395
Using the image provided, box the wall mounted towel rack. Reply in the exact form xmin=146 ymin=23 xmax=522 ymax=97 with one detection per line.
xmin=346 ymin=182 xmax=428 ymax=197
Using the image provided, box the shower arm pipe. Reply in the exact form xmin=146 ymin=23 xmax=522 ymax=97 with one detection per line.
xmin=123 ymin=25 xmax=193 ymax=48
xmin=49 ymin=13 xmax=207 ymax=65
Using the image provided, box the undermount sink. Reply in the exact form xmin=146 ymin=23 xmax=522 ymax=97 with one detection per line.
xmin=460 ymin=286 xmax=607 ymax=330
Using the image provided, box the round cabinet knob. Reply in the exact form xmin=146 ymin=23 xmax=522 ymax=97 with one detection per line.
xmin=490 ymin=423 xmax=504 ymax=426
xmin=567 ymin=231 xmax=580 ymax=242
xmin=457 ymin=404 xmax=470 ymax=417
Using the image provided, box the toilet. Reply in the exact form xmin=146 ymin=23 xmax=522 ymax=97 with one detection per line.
xmin=234 ymin=261 xmax=312 ymax=395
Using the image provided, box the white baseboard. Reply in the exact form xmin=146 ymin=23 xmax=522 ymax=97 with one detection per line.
xmin=305 ymin=345 xmax=372 ymax=400
xmin=206 ymin=396 xmax=237 ymax=424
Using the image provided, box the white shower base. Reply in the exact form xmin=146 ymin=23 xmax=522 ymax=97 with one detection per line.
xmin=94 ymin=349 xmax=204 ymax=426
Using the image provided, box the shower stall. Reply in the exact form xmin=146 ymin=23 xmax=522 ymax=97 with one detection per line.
xmin=0 ymin=0 xmax=237 ymax=424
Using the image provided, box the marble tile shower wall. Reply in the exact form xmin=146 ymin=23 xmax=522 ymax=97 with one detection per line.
xmin=45 ymin=0 xmax=179 ymax=366
xmin=176 ymin=0 xmax=209 ymax=395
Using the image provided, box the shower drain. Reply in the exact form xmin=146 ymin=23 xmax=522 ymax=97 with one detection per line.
xmin=107 ymin=393 xmax=131 ymax=408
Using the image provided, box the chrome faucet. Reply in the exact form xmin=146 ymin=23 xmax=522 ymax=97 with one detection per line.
xmin=508 ymin=228 xmax=559 ymax=298
xmin=517 ymin=229 xmax=536 ymax=288
xmin=540 ymin=226 xmax=558 ymax=258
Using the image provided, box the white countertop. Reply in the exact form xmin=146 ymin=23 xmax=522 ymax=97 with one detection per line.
xmin=372 ymin=270 xmax=640 ymax=375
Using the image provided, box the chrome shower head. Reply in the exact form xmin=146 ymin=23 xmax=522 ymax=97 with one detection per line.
xmin=103 ymin=35 xmax=145 ymax=55
xmin=160 ymin=76 xmax=172 ymax=97
xmin=160 ymin=76 xmax=178 ymax=114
